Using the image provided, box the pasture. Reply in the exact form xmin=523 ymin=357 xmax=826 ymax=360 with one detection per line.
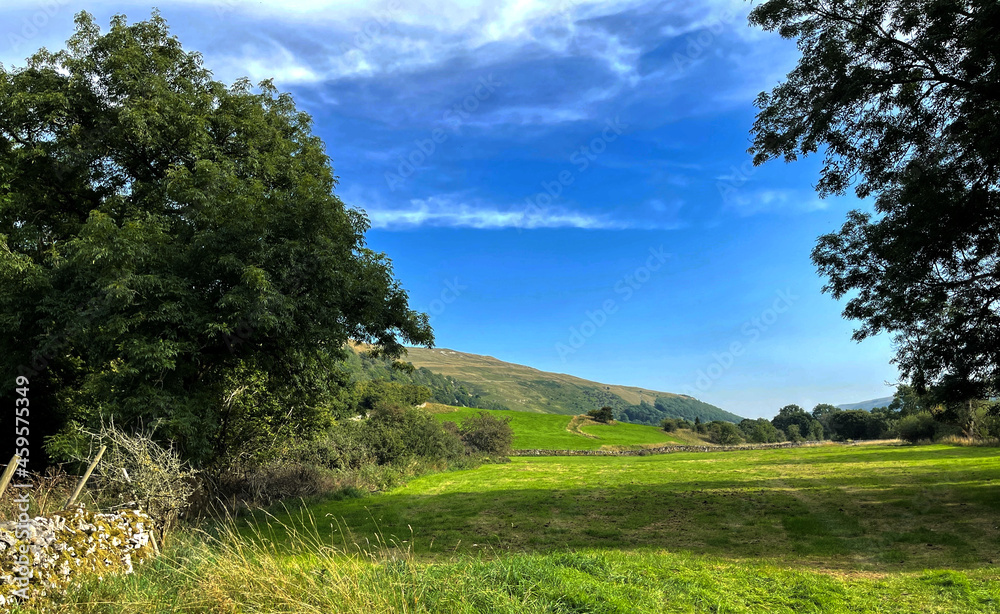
xmin=428 ymin=405 xmax=682 ymax=450
xmin=37 ymin=444 xmax=1000 ymax=613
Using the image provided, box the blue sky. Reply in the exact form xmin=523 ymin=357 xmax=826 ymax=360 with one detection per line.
xmin=0 ymin=0 xmax=900 ymax=419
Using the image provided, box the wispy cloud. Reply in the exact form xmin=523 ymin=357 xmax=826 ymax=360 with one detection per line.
xmin=723 ymin=189 xmax=827 ymax=217
xmin=358 ymin=195 xmax=632 ymax=230
xmin=214 ymin=41 xmax=324 ymax=85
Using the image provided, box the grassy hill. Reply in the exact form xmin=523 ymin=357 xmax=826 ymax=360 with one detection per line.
xmin=402 ymin=347 xmax=743 ymax=424
xmin=425 ymin=404 xmax=686 ymax=450
xmin=837 ymin=396 xmax=895 ymax=411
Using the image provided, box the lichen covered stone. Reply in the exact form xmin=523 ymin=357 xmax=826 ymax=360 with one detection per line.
xmin=0 ymin=508 xmax=155 ymax=608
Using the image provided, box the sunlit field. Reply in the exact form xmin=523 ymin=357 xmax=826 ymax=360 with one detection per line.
xmin=40 ymin=444 xmax=1000 ymax=613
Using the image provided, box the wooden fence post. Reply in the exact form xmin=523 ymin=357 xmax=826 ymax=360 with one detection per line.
xmin=0 ymin=454 xmax=22 ymax=500
xmin=65 ymin=445 xmax=106 ymax=509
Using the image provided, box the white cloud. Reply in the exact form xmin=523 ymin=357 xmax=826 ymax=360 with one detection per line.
xmin=213 ymin=41 xmax=324 ymax=85
xmin=0 ymin=0 xmax=771 ymax=129
xmin=357 ymin=195 xmax=631 ymax=230
xmin=723 ymin=189 xmax=828 ymax=216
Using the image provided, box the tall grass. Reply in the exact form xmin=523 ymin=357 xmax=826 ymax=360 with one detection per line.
xmin=0 ymin=467 xmax=79 ymax=519
xmin=26 ymin=508 xmax=1000 ymax=614
xmin=938 ymin=434 xmax=1000 ymax=447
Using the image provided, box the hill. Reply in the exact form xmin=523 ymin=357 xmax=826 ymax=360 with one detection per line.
xmin=425 ymin=404 xmax=691 ymax=450
xmin=400 ymin=347 xmax=744 ymax=424
xmin=837 ymin=396 xmax=894 ymax=411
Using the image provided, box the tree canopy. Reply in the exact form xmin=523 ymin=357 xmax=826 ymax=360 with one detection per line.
xmin=749 ymin=0 xmax=1000 ymax=402
xmin=772 ymin=404 xmax=823 ymax=440
xmin=0 ymin=13 xmax=432 ymax=464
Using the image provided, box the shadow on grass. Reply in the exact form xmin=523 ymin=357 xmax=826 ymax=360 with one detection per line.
xmin=251 ymin=465 xmax=1000 ymax=573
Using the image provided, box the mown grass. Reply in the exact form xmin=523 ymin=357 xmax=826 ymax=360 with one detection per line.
xmin=262 ymin=444 xmax=1000 ymax=572
xmin=24 ymin=444 xmax=1000 ymax=613
xmin=429 ymin=405 xmax=680 ymax=450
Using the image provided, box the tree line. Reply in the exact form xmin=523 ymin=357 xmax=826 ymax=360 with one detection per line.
xmin=662 ymin=386 xmax=1000 ymax=445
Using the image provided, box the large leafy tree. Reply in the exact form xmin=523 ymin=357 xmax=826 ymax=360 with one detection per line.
xmin=0 ymin=13 xmax=432 ymax=464
xmin=749 ymin=0 xmax=1000 ymax=402
xmin=771 ymin=404 xmax=823 ymax=440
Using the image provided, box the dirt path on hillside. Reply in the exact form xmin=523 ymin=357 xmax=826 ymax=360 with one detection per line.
xmin=566 ymin=415 xmax=600 ymax=439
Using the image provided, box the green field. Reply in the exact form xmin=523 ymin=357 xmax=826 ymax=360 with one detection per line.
xmin=429 ymin=405 xmax=682 ymax=449
xmin=268 ymin=444 xmax=1000 ymax=569
xmin=44 ymin=444 xmax=1000 ymax=613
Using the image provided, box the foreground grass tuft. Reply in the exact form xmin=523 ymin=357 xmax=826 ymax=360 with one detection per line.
xmin=29 ymin=518 xmax=1000 ymax=613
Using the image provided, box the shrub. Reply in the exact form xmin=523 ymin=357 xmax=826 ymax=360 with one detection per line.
xmin=459 ymin=412 xmax=514 ymax=456
xmin=587 ymin=406 xmax=615 ymax=423
xmin=199 ymin=406 xmax=470 ymax=509
xmin=304 ymin=405 xmax=466 ymax=470
xmin=786 ymin=424 xmax=804 ymax=443
xmin=52 ymin=423 xmax=197 ymax=536
xmin=660 ymin=418 xmax=678 ymax=432
xmin=895 ymin=412 xmax=938 ymax=443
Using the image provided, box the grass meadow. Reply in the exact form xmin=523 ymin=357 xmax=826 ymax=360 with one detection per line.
xmin=428 ymin=405 xmax=683 ymax=450
xmin=32 ymin=443 xmax=1000 ymax=613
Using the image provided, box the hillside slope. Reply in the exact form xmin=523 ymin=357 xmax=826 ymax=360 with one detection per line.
xmin=426 ymin=404 xmax=684 ymax=450
xmin=837 ymin=396 xmax=894 ymax=411
xmin=402 ymin=347 xmax=743 ymax=424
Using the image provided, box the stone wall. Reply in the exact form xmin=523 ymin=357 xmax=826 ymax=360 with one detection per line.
xmin=0 ymin=507 xmax=156 ymax=608
xmin=510 ymin=441 xmax=827 ymax=456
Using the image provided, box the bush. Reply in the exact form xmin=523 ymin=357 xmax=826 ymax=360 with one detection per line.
xmin=459 ymin=412 xmax=514 ymax=456
xmin=587 ymin=406 xmax=615 ymax=423
xmin=786 ymin=424 xmax=804 ymax=443
xmin=660 ymin=418 xmax=678 ymax=432
xmin=208 ymin=461 xmax=340 ymax=509
xmin=355 ymin=381 xmax=432 ymax=412
xmin=302 ymin=405 xmax=466 ymax=470
xmin=895 ymin=411 xmax=938 ymax=443
xmin=50 ymin=423 xmax=197 ymax=536
xmin=200 ymin=406 xmax=471 ymax=510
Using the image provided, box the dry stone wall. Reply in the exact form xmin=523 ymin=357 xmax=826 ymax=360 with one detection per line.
xmin=511 ymin=441 xmax=826 ymax=456
xmin=0 ymin=507 xmax=155 ymax=608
